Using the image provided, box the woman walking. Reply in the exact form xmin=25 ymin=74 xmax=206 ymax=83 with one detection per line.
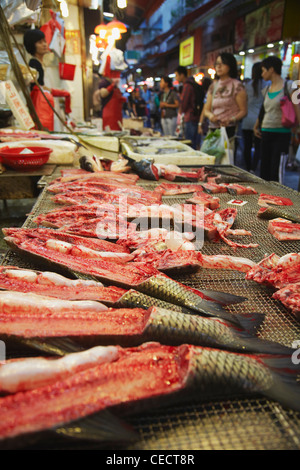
xmin=203 ymin=52 xmax=247 ymax=154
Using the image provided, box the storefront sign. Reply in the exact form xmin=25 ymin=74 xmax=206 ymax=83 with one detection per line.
xmin=3 ymin=80 xmax=34 ymax=130
xmin=179 ymin=37 xmax=194 ymax=67
xmin=234 ymin=0 xmax=285 ymax=51
xmin=65 ymin=30 xmax=81 ymax=55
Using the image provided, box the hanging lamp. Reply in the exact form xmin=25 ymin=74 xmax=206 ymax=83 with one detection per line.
xmin=94 ymin=23 xmax=108 ymax=39
xmin=105 ymin=20 xmax=127 ymax=34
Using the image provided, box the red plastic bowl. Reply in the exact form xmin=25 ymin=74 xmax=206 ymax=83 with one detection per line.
xmin=0 ymin=146 xmax=52 ymax=171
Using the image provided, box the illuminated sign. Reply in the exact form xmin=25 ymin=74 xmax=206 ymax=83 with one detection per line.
xmin=179 ymin=37 xmax=194 ymax=67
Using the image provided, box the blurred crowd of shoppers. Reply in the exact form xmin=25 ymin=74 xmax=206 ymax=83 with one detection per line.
xmin=94 ymin=52 xmax=299 ymax=182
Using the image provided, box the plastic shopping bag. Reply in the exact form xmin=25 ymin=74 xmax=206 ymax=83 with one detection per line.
xmin=200 ymin=127 xmax=231 ymax=164
xmin=49 ymin=28 xmax=65 ymax=58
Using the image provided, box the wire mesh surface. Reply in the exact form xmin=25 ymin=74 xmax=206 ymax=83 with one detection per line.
xmin=1 ymin=164 xmax=300 ymax=450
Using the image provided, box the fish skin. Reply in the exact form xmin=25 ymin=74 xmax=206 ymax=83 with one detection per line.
xmin=0 ymin=342 xmax=299 ymax=446
xmin=183 ymin=346 xmax=300 ymax=412
xmin=143 ymin=307 xmax=295 ymax=356
xmin=257 ymin=206 xmax=300 ymax=223
xmin=116 ymin=289 xmax=192 ymax=314
xmin=135 ymin=275 xmax=241 ymax=325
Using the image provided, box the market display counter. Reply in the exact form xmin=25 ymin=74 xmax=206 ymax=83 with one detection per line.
xmin=0 ymin=164 xmax=56 ymax=200
xmin=1 ymin=164 xmax=300 ymax=450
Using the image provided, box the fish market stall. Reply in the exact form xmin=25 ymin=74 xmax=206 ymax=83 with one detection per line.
xmin=0 ymin=163 xmax=300 ymax=450
xmin=0 ymin=164 xmax=56 ymax=200
xmin=120 ymin=136 xmax=216 ymax=165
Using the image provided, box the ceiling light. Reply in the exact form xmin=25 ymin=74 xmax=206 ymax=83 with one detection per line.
xmin=94 ymin=23 xmax=107 ymax=38
xmin=248 ymin=49 xmax=254 ymax=53
xmin=267 ymin=43 xmax=274 ymax=48
xmin=239 ymin=51 xmax=245 ymax=56
xmin=106 ymin=20 xmax=127 ymax=33
xmin=117 ymin=0 xmax=127 ymax=8
xmin=60 ymin=0 xmax=69 ymax=17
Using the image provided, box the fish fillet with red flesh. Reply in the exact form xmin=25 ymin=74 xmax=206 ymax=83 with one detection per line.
xmin=3 ymin=228 xmax=159 ymax=288
xmin=0 ymin=266 xmax=126 ymax=303
xmin=258 ymin=193 xmax=293 ymax=206
xmin=268 ymin=219 xmax=300 ymax=241
xmin=47 ymin=181 xmax=162 ymax=204
xmin=0 ymin=342 xmax=300 ymax=444
xmin=186 ymin=192 xmax=220 ymax=210
xmin=0 ymin=290 xmax=151 ymax=339
xmin=153 ymin=183 xmax=204 ymax=196
xmin=56 ymin=169 xmax=139 ymax=184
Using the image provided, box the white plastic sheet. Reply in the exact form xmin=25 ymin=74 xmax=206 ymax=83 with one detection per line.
xmin=2 ymin=0 xmax=41 ymax=25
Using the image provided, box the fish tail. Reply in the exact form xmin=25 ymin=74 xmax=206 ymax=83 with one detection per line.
xmin=231 ymin=313 xmax=298 ymax=355
xmin=55 ymin=409 xmax=138 ymax=443
xmin=196 ymin=288 xmax=247 ymax=305
xmin=137 ymin=275 xmax=242 ymax=325
xmin=260 ymin=355 xmax=300 ymax=411
xmin=8 ymin=336 xmax=85 ymax=356
xmin=233 ymin=312 xmax=265 ymax=336
xmin=194 ymin=298 xmax=241 ymax=325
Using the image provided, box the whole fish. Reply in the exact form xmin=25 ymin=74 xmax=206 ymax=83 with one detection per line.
xmin=0 ymin=342 xmax=299 ymax=448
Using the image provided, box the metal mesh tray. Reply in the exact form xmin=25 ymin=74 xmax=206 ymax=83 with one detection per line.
xmin=1 ymin=164 xmax=300 ymax=450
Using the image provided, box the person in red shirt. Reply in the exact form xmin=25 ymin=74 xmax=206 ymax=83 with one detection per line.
xmin=24 ymin=28 xmax=71 ymax=132
xmin=175 ymin=66 xmax=199 ymax=149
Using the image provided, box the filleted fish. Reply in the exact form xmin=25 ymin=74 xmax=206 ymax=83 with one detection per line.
xmin=0 ymin=342 xmax=299 ymax=448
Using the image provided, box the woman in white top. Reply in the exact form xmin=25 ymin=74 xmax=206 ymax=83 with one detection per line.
xmin=253 ymin=56 xmax=300 ymax=181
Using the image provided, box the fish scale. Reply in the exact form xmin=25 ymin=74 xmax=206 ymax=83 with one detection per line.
xmin=117 ymin=289 xmax=190 ymax=314
xmin=186 ymin=349 xmax=273 ymax=395
xmin=0 ymin=343 xmax=300 ymax=447
xmin=136 ymin=275 xmax=240 ymax=324
xmin=257 ymin=206 xmax=300 ymax=223
xmin=144 ymin=308 xmax=236 ymax=348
